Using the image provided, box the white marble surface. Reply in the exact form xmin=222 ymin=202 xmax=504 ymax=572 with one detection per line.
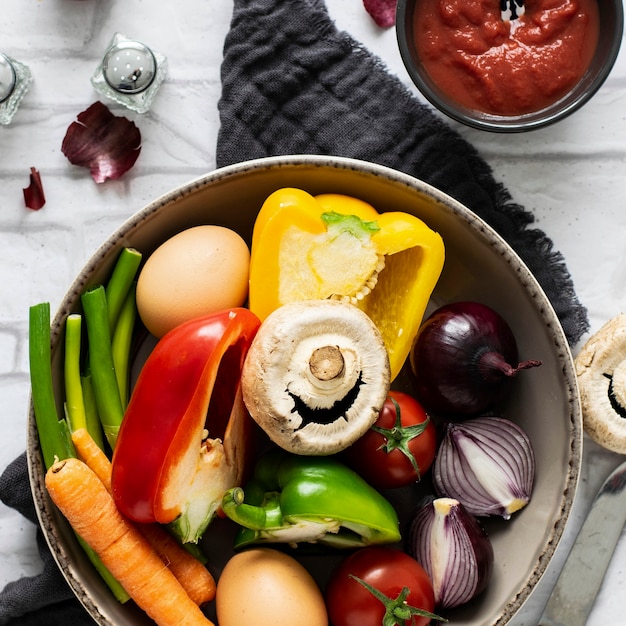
xmin=1 ymin=0 xmax=625 ymax=624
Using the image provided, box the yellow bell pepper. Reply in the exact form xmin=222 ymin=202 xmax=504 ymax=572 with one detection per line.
xmin=249 ymin=188 xmax=445 ymax=380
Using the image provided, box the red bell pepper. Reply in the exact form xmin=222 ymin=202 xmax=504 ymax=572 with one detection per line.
xmin=111 ymin=308 xmax=261 ymax=543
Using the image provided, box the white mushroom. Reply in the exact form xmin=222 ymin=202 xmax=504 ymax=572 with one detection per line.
xmin=575 ymin=313 xmax=626 ymax=454
xmin=241 ymin=299 xmax=391 ymax=455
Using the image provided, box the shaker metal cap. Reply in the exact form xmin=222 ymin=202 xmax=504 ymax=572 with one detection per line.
xmin=91 ymin=32 xmax=167 ymax=114
xmin=103 ymin=40 xmax=157 ymax=95
xmin=0 ymin=52 xmax=32 ymax=125
xmin=0 ymin=53 xmax=17 ymax=103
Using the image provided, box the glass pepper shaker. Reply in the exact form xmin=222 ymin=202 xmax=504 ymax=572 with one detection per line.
xmin=91 ymin=33 xmax=167 ymax=114
xmin=0 ymin=53 xmax=33 ymax=125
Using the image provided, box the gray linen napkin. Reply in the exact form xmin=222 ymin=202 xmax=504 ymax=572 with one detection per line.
xmin=0 ymin=0 xmax=589 ymax=623
xmin=0 ymin=453 xmax=94 ymax=625
xmin=217 ymin=0 xmax=589 ymax=345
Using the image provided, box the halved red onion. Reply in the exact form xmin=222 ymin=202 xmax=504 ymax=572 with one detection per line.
xmin=409 ymin=496 xmax=494 ymax=609
xmin=433 ymin=416 xmax=535 ymax=519
xmin=61 ymin=101 xmax=141 ymax=183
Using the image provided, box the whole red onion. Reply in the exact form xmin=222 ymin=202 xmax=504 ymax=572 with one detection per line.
xmin=409 ymin=301 xmax=541 ymax=418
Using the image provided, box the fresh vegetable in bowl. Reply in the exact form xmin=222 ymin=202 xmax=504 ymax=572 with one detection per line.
xmin=111 ymin=307 xmax=261 ymax=543
xmin=45 ymin=457 xmax=215 ymax=626
xmin=433 ymin=416 xmax=535 ymax=519
xmin=221 ymin=449 xmax=401 ymax=549
xmin=410 ymin=301 xmax=542 ymax=417
xmin=408 ymin=496 xmax=494 ymax=609
xmin=248 ymin=187 xmax=445 ymax=380
xmin=342 ymin=390 xmax=437 ymax=489
xmin=71 ymin=427 xmax=216 ymax=606
xmin=325 ymin=546 xmax=443 ymax=626
xmin=241 ymin=299 xmax=391 ymax=456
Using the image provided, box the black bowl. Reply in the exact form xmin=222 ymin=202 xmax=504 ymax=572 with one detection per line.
xmin=396 ymin=0 xmax=623 ymax=132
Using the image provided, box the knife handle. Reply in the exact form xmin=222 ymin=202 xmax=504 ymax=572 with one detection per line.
xmin=538 ymin=461 xmax=626 ymax=626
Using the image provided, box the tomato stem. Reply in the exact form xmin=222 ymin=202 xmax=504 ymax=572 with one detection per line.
xmin=371 ymin=397 xmax=430 ymax=481
xmin=349 ymin=575 xmax=446 ymax=625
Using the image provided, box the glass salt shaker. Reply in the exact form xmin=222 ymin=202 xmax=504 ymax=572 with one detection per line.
xmin=91 ymin=33 xmax=167 ymax=114
xmin=0 ymin=53 xmax=33 ymax=125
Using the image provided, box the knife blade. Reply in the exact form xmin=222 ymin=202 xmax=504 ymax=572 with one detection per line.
xmin=538 ymin=460 xmax=626 ymax=626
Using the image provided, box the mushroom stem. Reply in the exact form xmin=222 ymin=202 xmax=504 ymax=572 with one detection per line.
xmin=309 ymin=346 xmax=345 ymax=381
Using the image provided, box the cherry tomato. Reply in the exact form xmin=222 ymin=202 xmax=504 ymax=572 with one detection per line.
xmin=326 ymin=546 xmax=437 ymax=626
xmin=343 ymin=391 xmax=437 ymax=489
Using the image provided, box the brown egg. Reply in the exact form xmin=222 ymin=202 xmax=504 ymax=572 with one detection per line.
xmin=136 ymin=225 xmax=250 ymax=337
xmin=216 ymin=548 xmax=328 ymax=626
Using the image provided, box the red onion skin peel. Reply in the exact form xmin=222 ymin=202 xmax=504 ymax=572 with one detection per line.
xmin=23 ymin=167 xmax=45 ymax=210
xmin=363 ymin=0 xmax=397 ymax=28
xmin=410 ymin=301 xmax=541 ymax=418
xmin=61 ymin=102 xmax=141 ymax=183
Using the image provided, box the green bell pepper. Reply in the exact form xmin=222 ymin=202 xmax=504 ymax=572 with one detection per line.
xmin=221 ymin=449 xmax=401 ymax=549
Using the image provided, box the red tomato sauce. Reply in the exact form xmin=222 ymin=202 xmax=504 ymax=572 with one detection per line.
xmin=413 ymin=0 xmax=600 ymax=116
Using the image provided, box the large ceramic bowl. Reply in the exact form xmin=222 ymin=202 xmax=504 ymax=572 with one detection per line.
xmin=27 ymin=155 xmax=581 ymax=625
xmin=396 ymin=0 xmax=623 ymax=132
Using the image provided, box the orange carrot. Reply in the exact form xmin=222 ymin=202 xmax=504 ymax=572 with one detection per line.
xmin=46 ymin=457 xmax=214 ymax=626
xmin=138 ymin=523 xmax=216 ymax=606
xmin=71 ymin=427 xmax=113 ymax=490
xmin=70 ymin=428 xmax=216 ymax=605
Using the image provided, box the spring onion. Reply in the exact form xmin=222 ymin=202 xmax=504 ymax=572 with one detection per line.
xmin=81 ymin=285 xmax=125 ymax=449
xmin=29 ymin=301 xmax=129 ymax=603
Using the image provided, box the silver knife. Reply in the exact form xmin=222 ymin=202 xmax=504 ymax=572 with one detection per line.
xmin=538 ymin=460 xmax=626 ymax=626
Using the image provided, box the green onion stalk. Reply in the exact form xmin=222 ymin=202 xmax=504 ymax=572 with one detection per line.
xmin=64 ymin=314 xmax=105 ymax=451
xmin=111 ymin=282 xmax=137 ymax=409
xmin=80 ymin=373 xmax=102 ymax=445
xmin=29 ymin=303 xmax=75 ymax=470
xmin=105 ymin=247 xmax=142 ymax=332
xmin=81 ymin=247 xmax=142 ymax=444
xmin=81 ymin=285 xmax=126 ymax=449
xmin=71 ymin=247 xmax=143 ymax=443
xmin=29 ymin=302 xmax=129 ymax=603
xmin=30 ymin=247 xmax=143 ymax=603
